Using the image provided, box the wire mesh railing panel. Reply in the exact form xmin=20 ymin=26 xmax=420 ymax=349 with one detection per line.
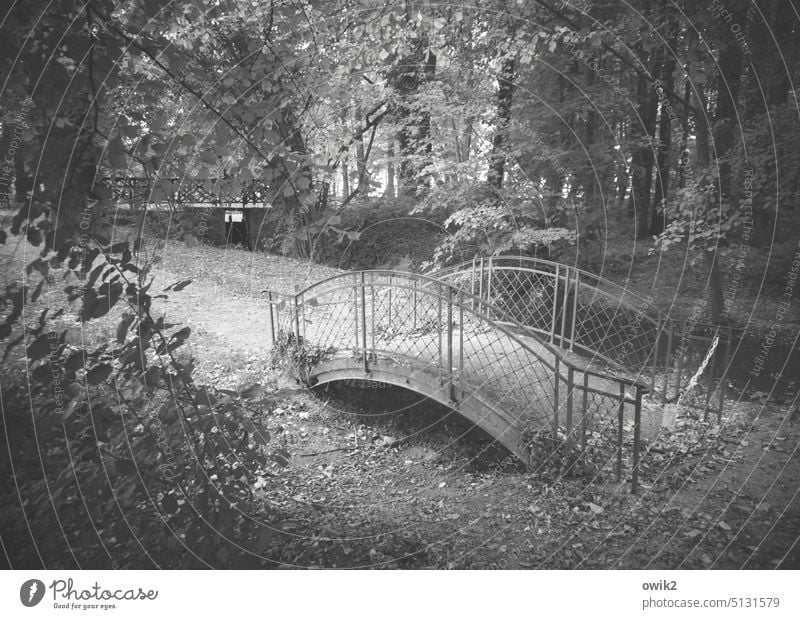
xmin=486 ymin=267 xmax=559 ymax=337
xmin=571 ymin=281 xmax=661 ymax=368
xmin=301 ymin=283 xmax=360 ymax=354
xmin=431 ymin=257 xmax=670 ymax=376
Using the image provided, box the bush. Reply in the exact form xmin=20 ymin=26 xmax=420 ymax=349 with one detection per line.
xmin=0 ymin=204 xmax=285 ymax=568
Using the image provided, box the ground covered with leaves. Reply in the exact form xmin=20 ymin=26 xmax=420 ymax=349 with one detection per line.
xmin=147 ymin=240 xmax=800 ymax=569
xmin=2 ymin=235 xmax=798 ymax=569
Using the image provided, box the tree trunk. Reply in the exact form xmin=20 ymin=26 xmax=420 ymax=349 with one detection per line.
xmin=391 ymin=35 xmax=435 ymax=198
xmin=691 ymin=83 xmax=724 ymax=323
xmin=341 ymin=161 xmax=349 ymax=198
xmin=418 ymin=49 xmax=436 ymax=192
xmin=487 ymin=56 xmax=515 ymax=190
xmin=615 ymin=120 xmax=629 ymax=210
xmin=678 ymin=81 xmax=691 ymax=189
xmin=582 ymin=108 xmax=597 ymax=208
xmin=355 ymin=105 xmax=370 ymax=194
xmin=650 ymin=40 xmax=677 ymax=236
xmin=627 ymin=50 xmax=660 ymax=238
xmin=765 ymin=0 xmax=792 ymax=107
xmin=749 ymin=0 xmax=795 ymax=245
xmin=707 ymin=5 xmax=747 ymax=323
xmin=384 ymin=137 xmax=395 ymax=198
xmin=460 ymin=117 xmax=473 ymax=178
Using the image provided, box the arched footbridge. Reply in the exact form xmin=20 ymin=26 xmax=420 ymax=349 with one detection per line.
xmin=265 ymin=270 xmax=649 ymax=492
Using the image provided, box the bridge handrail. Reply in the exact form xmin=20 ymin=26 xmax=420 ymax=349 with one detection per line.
xmin=429 ymin=255 xmax=674 ymax=328
xmin=264 ymin=269 xmax=649 ymax=391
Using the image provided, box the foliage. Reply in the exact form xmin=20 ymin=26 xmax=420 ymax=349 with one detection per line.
xmin=270 ymin=329 xmax=336 ymax=385
xmin=1 ymin=229 xmax=292 ymax=567
xmin=418 ymin=181 xmax=574 ymax=269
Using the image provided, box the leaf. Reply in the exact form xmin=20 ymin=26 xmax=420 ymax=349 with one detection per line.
xmin=143 ymin=365 xmax=162 ymax=386
xmin=161 ymin=494 xmax=179 ymax=514
xmin=718 ymin=521 xmax=732 ymax=531
xmin=107 ymin=241 xmax=128 ymax=254
xmin=26 ymin=333 xmax=52 ymax=361
xmin=116 ymin=459 xmax=137 ymax=475
xmin=64 ymin=350 xmax=85 ymax=375
xmin=62 ymin=394 xmax=85 ymax=420
xmin=26 ymin=227 xmax=42 ymax=246
xmin=85 ymin=364 xmax=114 ymax=385
xmin=116 ymin=313 xmax=136 ymax=343
xmin=30 ymin=279 xmax=45 ymax=303
xmin=270 ymin=447 xmax=290 ymax=467
xmin=240 ymin=383 xmax=263 ymax=400
xmin=254 ymin=527 xmax=274 ymax=552
xmin=588 ymin=502 xmax=604 ymax=514
xmin=165 ymin=279 xmax=192 ymax=292
xmin=157 ymin=326 xmax=191 ymax=354
xmin=107 ymin=135 xmax=128 ymax=169
xmin=253 ymin=429 xmax=271 ymax=446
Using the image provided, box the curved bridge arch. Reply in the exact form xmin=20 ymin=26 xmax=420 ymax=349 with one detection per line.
xmin=266 ymin=270 xmax=646 ymax=487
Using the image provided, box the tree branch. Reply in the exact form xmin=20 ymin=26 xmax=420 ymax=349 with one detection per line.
xmin=531 ymin=0 xmax=702 ymax=118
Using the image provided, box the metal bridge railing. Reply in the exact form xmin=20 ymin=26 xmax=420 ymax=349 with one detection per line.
xmin=264 ymin=270 xmax=648 ymax=491
xmin=430 ymin=256 xmax=732 ymax=419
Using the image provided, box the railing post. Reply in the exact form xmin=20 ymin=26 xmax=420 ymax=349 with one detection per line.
xmin=293 ymin=295 xmax=301 ymax=343
xmin=388 ymin=274 xmax=392 ymax=326
xmin=487 ymin=256 xmax=493 ymax=303
xmin=550 ymin=263 xmax=559 ymax=344
xmin=632 ymin=385 xmax=642 ymax=494
xmin=299 ymin=292 xmax=306 ymax=341
xmin=446 ymin=285 xmax=454 ymax=401
xmin=581 ymin=372 xmax=589 ymax=454
xmin=569 ymin=269 xmax=579 ymax=351
xmin=560 ymin=266 xmax=570 ymax=348
xmin=553 ymin=357 xmax=560 ymax=435
xmin=268 ymin=291 xmax=275 ymax=346
xmin=651 ymin=315 xmax=662 ymax=392
xmin=674 ymin=319 xmax=687 ymax=401
xmin=718 ymin=326 xmax=731 ymax=422
xmin=370 ymin=273 xmax=376 ymax=353
xmin=663 ymin=319 xmax=674 ymax=400
xmin=616 ymin=382 xmax=625 ymax=483
xmin=565 ymin=366 xmax=574 ymax=464
xmin=704 ymin=326 xmax=720 ymax=420
xmin=361 ymin=271 xmax=368 ymax=374
xmin=438 ymin=285 xmax=443 ymax=385
xmin=459 ymin=290 xmax=464 ymax=400
xmin=412 ymin=279 xmax=417 ymax=331
xmin=471 ymin=257 xmax=476 ymax=310
xmin=353 ymin=273 xmax=359 ymax=351
xmin=478 ymin=257 xmax=485 ymax=302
